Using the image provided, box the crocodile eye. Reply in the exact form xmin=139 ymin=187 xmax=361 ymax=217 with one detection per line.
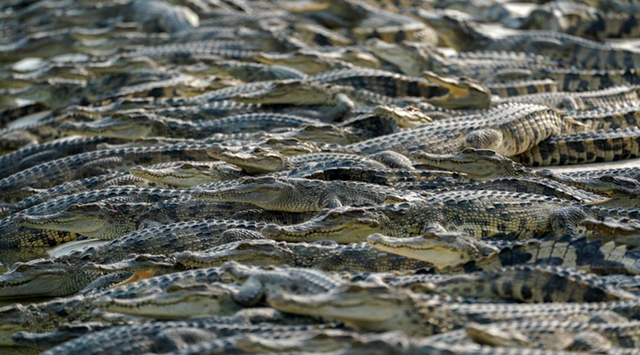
xmin=600 ymin=175 xmax=615 ymax=182
xmin=462 ymin=148 xmax=475 ymax=154
xmin=329 ymin=212 xmax=342 ymax=218
xmin=240 ymin=177 xmax=255 ymax=184
xmin=15 ymin=264 xmax=31 ymax=272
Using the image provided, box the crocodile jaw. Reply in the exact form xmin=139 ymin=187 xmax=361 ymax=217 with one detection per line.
xmin=268 ymin=290 xmax=403 ymax=329
xmin=0 ymin=269 xmax=69 ymax=299
xmin=13 ymin=212 xmax=105 ymax=235
xmin=367 ymin=234 xmax=464 ymax=267
xmin=261 ymin=221 xmax=379 ymax=244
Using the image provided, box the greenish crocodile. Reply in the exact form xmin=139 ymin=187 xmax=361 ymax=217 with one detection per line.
xmin=413 ymin=9 xmax=640 ymax=69
xmin=0 ymin=144 xmax=214 ymax=203
xmin=194 ymin=176 xmax=422 ymax=212
xmin=268 ymin=284 xmax=640 ymax=337
xmin=0 ymin=187 xmax=196 ymax=249
xmin=91 ymin=237 xmax=433 ymax=273
xmin=261 ymin=190 xmax=640 ymax=243
xmin=0 ymin=219 xmax=268 ymax=298
xmin=130 ymin=161 xmax=244 ymax=187
xmin=60 ymin=112 xmax=322 ymax=140
xmin=513 ymin=127 xmax=640 ymax=166
xmin=344 ymin=103 xmax=575 ymax=156
xmin=368 ymin=232 xmax=640 ymax=275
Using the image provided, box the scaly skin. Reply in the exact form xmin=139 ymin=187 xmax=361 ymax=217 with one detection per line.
xmin=0 ymin=187 xmax=192 ymax=249
xmin=368 ymin=233 xmax=640 ymax=275
xmin=13 ymin=196 xmax=249 ymax=240
xmin=467 ymin=320 xmax=640 ymax=351
xmin=345 ymin=104 xmax=575 ymax=156
xmin=269 ymin=284 xmax=640 ymax=337
xmin=93 ymin=262 xmax=346 ymax=318
xmin=60 ymin=113 xmax=320 ymax=140
xmin=568 ymin=103 xmax=640 ymax=131
xmin=413 ymin=9 xmax=640 ymax=69
xmin=0 ymin=219 xmax=267 ymax=298
xmin=194 ymin=176 xmax=420 ymax=212
xmin=495 ymin=85 xmax=639 ymax=110
xmin=261 ymin=190 xmax=640 ymax=243
xmin=513 ymin=127 xmax=640 ymax=166
xmin=174 ymin=238 xmax=433 ymax=272
xmin=0 ymin=136 xmax=121 ymax=180
xmin=39 ymin=320 xmax=324 ymax=355
xmin=130 ymin=161 xmax=244 ymax=187
xmin=0 ymin=144 xmax=214 ymax=203
xmin=486 ymin=79 xmax=558 ymax=97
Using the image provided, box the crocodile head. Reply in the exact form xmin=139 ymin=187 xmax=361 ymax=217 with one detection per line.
xmin=207 ymin=144 xmax=287 ymax=174
xmin=235 ymin=80 xmax=340 ymax=106
xmin=14 ymin=200 xmax=154 ymax=240
xmin=0 ymin=258 xmax=86 ymax=300
xmin=59 ymin=113 xmax=165 ymax=139
xmin=261 ymin=206 xmax=383 ymax=243
xmin=411 ymin=148 xmax=526 ymax=179
xmin=268 ymin=284 xmax=413 ymax=332
xmin=367 ymin=230 xmax=498 ymax=268
xmin=581 ymin=175 xmax=640 ymax=208
xmin=93 ymin=283 xmax=241 ymax=319
xmin=421 ymin=71 xmax=491 ymax=109
xmin=253 ymin=52 xmax=336 ymax=75
xmin=175 ymin=239 xmax=294 ymax=268
xmin=195 ymin=176 xmax=325 ymax=212
xmin=130 ymin=162 xmax=243 ymax=187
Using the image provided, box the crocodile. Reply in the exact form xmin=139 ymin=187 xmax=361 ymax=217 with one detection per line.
xmin=39 ymin=320 xmax=326 ymax=355
xmin=568 ymin=104 xmax=640 ymax=131
xmin=344 ymin=103 xmax=576 ymax=156
xmin=260 ymin=189 xmax=640 ymax=243
xmin=130 ymin=161 xmax=244 ymax=187
xmin=91 ymin=237 xmax=433 ymax=272
xmin=0 ymin=219 xmax=269 ymax=298
xmin=12 ymin=196 xmax=255 ymax=240
xmin=466 ymin=320 xmax=640 ymax=351
xmin=253 ymin=51 xmax=358 ymax=75
xmin=205 ymin=145 xmax=389 ymax=174
xmin=413 ymin=9 xmax=640 ymax=69
xmin=0 ymin=143 xmax=219 ymax=203
xmin=524 ymin=1 xmax=640 ymax=41
xmin=0 ymin=187 xmax=198 ymax=249
xmin=494 ymin=85 xmax=640 ymax=110
xmin=59 ymin=112 xmax=322 ymax=140
xmin=367 ymin=232 xmax=640 ymax=275
xmin=181 ymin=60 xmax=307 ymax=82
xmin=193 ymin=176 xmax=422 ymax=212
xmin=268 ymin=283 xmax=640 ymax=337
xmin=513 ymin=127 xmax=640 ymax=166
xmin=486 ymin=79 xmax=559 ymax=97
xmin=94 ymin=262 xmax=347 ymax=318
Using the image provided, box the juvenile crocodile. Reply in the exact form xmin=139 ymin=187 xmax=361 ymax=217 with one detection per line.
xmin=569 ymin=104 xmax=640 ymax=131
xmin=368 ymin=232 xmax=640 ymax=275
xmin=261 ymin=190 xmax=640 ymax=243
xmin=495 ymin=85 xmax=640 ymax=110
xmin=513 ymin=127 xmax=640 ymax=166
xmin=344 ymin=103 xmax=575 ymax=156
xmin=413 ymin=9 xmax=640 ymax=70
xmin=194 ymin=176 xmax=422 ymax=212
xmin=268 ymin=284 xmax=640 ymax=337
xmin=98 ymin=237 xmax=433 ymax=272
xmin=0 ymin=143 xmax=214 ymax=203
xmin=39 ymin=320 xmax=325 ymax=355
xmin=0 ymin=136 xmax=122 ymax=180
xmin=13 ymin=196 xmax=254 ymax=240
xmin=0 ymin=187 xmax=195 ymax=249
xmin=60 ymin=112 xmax=322 ymax=140
xmin=0 ymin=219 xmax=268 ymax=298
xmin=130 ymin=161 xmax=244 ymax=187
xmin=466 ymin=320 xmax=640 ymax=351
